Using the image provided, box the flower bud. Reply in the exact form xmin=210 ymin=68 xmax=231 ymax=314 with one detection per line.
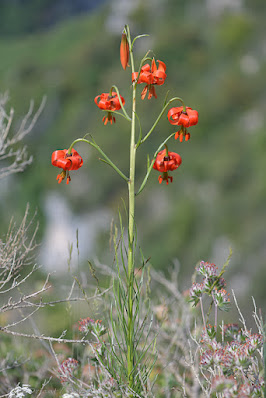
xmin=120 ymin=33 xmax=129 ymax=70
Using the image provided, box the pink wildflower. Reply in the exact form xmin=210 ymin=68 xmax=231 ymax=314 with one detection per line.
xmin=78 ymin=317 xmax=106 ymax=336
xmin=196 ymin=261 xmax=218 ymax=277
xmin=60 ymin=358 xmax=79 ymax=383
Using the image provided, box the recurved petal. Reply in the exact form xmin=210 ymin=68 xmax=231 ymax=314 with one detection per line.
xmin=177 ymin=113 xmax=190 ymax=127
xmin=172 ymin=153 xmax=182 ymax=166
xmin=141 ymin=63 xmax=151 ymax=73
xmin=139 ymin=71 xmax=153 ymax=85
xmin=132 ymin=72 xmax=139 ymax=82
xmin=151 ymin=58 xmax=157 ymax=73
xmin=186 ymin=108 xmax=199 ymax=126
xmin=94 ymin=95 xmax=101 ymax=105
xmin=148 ymin=85 xmax=157 ymax=99
xmin=51 ymin=149 xmax=67 ymax=164
xmin=167 ymin=107 xmax=183 ymax=124
xmin=141 ymin=85 xmax=148 ymax=100
xmin=152 ymin=70 xmax=167 ymax=85
xmin=96 ymin=98 xmax=109 ymax=110
xmin=53 ymin=157 xmax=72 ymax=169
xmin=157 ymin=60 xmax=166 ymax=72
xmin=69 ymin=156 xmax=83 ymax=170
xmin=110 ymin=96 xmax=120 ymax=110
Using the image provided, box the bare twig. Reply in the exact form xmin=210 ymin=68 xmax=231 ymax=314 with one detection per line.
xmin=0 ymin=204 xmax=38 ymax=285
xmin=231 ymin=289 xmax=248 ymax=332
xmin=0 ymin=94 xmax=46 ymax=179
xmin=0 ymin=327 xmax=94 ymax=345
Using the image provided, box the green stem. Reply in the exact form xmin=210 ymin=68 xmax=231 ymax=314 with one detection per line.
xmin=126 ymin=24 xmax=136 ymax=390
xmin=200 ymin=297 xmax=207 ymax=334
xmin=136 ymin=132 xmax=175 ymax=196
xmin=141 ymin=97 xmax=185 ymax=144
xmin=68 ymin=138 xmax=128 ymax=182
xmin=133 ymin=52 xmax=152 ymax=84
xmin=109 ymin=110 xmax=130 ymax=122
xmin=111 ymin=85 xmax=131 ymax=121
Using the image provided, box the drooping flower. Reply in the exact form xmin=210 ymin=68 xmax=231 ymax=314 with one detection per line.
xmin=51 ymin=148 xmax=83 ymax=184
xmin=120 ymin=32 xmax=129 ymax=70
xmin=168 ymin=106 xmax=198 ymax=141
xmin=168 ymin=106 xmax=198 ymax=127
xmin=94 ymin=92 xmax=125 ymax=125
xmin=132 ymin=58 xmax=167 ymax=100
xmin=153 ymin=148 xmax=182 ymax=185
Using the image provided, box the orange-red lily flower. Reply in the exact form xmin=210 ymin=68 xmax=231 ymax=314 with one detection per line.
xmin=168 ymin=106 xmax=198 ymax=127
xmin=51 ymin=148 xmax=83 ymax=184
xmin=94 ymin=92 xmax=125 ymax=125
xmin=120 ymin=32 xmax=129 ymax=70
xmin=132 ymin=58 xmax=167 ymax=100
xmin=153 ymin=149 xmax=182 ymax=185
xmin=168 ymin=106 xmax=198 ymax=142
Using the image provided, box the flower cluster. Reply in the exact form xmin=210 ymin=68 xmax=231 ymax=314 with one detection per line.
xmin=59 ymin=358 xmax=79 ymax=383
xmin=213 ymin=287 xmax=230 ymax=312
xmin=211 ymin=375 xmax=264 ymax=398
xmin=8 ymin=384 xmax=33 ymax=398
xmin=132 ymin=58 xmax=167 ymax=100
xmin=78 ymin=317 xmax=106 ymax=337
xmin=211 ymin=375 xmax=241 ymax=397
xmin=199 ymin=324 xmax=264 ymax=397
xmin=223 ymin=323 xmax=241 ymax=339
xmin=196 ymin=261 xmax=217 ymax=277
xmin=189 ymin=260 xmax=228 ymax=308
xmin=189 ymin=282 xmax=204 ymax=302
xmin=187 ymin=258 xmax=265 ymax=397
xmin=245 ymin=331 xmax=264 ymax=354
xmin=152 ymin=148 xmax=182 ymax=185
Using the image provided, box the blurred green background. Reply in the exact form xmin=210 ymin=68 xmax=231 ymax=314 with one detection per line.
xmin=1 ymin=0 xmax=266 ymax=313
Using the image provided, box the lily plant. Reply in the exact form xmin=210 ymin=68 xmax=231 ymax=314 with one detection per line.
xmin=51 ymin=24 xmax=199 ymax=395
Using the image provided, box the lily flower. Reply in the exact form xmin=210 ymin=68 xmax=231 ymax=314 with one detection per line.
xmin=168 ymin=106 xmax=198 ymax=127
xmin=153 ymin=148 xmax=182 ymax=184
xmin=168 ymin=106 xmax=198 ymax=141
xmin=132 ymin=58 xmax=167 ymax=100
xmin=51 ymin=148 xmax=83 ymax=184
xmin=94 ymin=92 xmax=125 ymax=125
